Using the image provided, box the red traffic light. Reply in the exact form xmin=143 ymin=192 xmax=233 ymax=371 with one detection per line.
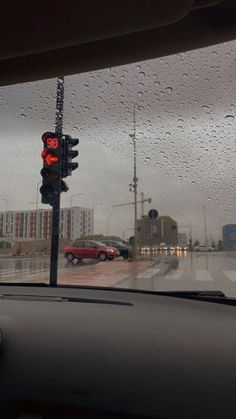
xmin=45 ymin=154 xmax=59 ymax=165
xmin=41 ymin=150 xmax=59 ymax=166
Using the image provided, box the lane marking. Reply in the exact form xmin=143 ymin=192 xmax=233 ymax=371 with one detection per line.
xmin=0 ymin=269 xmax=49 ymax=280
xmin=165 ymin=269 xmax=183 ymax=280
xmin=137 ymin=267 xmax=160 ymax=279
xmin=223 ymin=271 xmax=236 ymax=282
xmin=196 ymin=270 xmax=213 ymax=281
xmin=0 ymin=268 xmax=48 ymax=276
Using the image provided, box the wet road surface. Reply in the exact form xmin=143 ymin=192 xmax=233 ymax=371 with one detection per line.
xmin=1 ymin=252 xmax=236 ymax=297
xmin=116 ymin=251 xmax=236 ymax=297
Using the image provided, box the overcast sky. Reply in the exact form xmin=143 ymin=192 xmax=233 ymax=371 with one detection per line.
xmin=0 ymin=39 xmax=235 ymax=242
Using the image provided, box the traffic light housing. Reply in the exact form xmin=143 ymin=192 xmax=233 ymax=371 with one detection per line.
xmin=40 ymin=132 xmax=78 ymax=205
xmin=61 ymin=135 xmax=79 ymax=178
xmin=40 ymin=132 xmax=68 ymax=205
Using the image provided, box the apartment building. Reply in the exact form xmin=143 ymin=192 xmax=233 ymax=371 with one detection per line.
xmin=0 ymin=206 xmax=94 ymax=240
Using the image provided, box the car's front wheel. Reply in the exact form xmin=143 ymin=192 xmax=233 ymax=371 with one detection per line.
xmin=98 ymin=252 xmax=107 ymax=262
xmin=66 ymin=253 xmax=75 ymax=262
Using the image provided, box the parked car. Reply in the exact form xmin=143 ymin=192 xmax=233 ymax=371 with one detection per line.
xmin=194 ymin=245 xmax=214 ymax=252
xmin=64 ymin=240 xmax=119 ymax=262
xmin=101 ymin=241 xmax=130 ymax=259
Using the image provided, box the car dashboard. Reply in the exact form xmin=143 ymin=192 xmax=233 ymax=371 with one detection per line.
xmin=0 ymin=285 xmax=235 ymax=418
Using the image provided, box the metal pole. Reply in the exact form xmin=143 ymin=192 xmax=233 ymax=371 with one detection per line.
xmin=133 ymin=106 xmax=138 ymax=257
xmin=189 ymin=222 xmax=192 ymax=249
xmin=35 ymin=181 xmax=40 ymax=239
xmin=49 ymin=76 xmax=64 ymax=287
xmin=203 ymin=205 xmax=207 ymax=245
xmin=70 ymin=197 xmax=73 ymax=241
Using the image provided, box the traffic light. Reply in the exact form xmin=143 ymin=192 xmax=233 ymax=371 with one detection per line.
xmin=61 ymin=135 xmax=79 ymax=178
xmin=40 ymin=132 xmax=68 ymax=205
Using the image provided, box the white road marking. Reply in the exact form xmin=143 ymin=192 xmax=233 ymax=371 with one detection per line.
xmin=165 ymin=270 xmax=183 ymax=280
xmin=223 ymin=271 xmax=236 ymax=282
xmin=0 ymin=269 xmax=49 ymax=280
xmin=137 ymin=267 xmax=160 ymax=279
xmin=196 ymin=270 xmax=213 ymax=281
xmin=0 ymin=268 xmax=47 ymax=276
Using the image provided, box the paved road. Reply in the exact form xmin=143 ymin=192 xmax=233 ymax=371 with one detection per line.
xmin=116 ymin=251 xmax=236 ymax=297
xmin=1 ymin=252 xmax=236 ymax=297
xmin=0 ymin=255 xmax=153 ymax=287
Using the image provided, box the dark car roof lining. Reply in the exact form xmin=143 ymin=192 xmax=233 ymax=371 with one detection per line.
xmin=0 ymin=0 xmax=235 ymax=86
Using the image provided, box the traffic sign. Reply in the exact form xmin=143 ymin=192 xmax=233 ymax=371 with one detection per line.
xmin=148 ymin=209 xmax=158 ymax=219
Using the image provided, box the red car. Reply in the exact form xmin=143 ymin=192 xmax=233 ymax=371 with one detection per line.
xmin=64 ymin=240 xmax=119 ymax=262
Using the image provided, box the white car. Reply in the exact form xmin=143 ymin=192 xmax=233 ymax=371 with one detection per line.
xmin=194 ymin=245 xmax=214 ymax=252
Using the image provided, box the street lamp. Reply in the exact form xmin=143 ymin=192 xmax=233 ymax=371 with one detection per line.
xmin=93 ymin=202 xmax=103 ymax=234
xmin=70 ymin=193 xmax=83 ymax=240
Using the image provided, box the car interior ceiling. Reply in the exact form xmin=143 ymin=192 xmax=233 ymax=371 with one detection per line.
xmin=0 ymin=0 xmax=235 ymax=86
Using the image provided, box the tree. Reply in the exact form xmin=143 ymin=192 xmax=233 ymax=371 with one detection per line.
xmin=194 ymin=239 xmax=199 ymax=246
xmin=211 ymin=240 xmax=216 ymax=248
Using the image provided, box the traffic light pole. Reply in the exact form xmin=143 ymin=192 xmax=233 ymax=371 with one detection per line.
xmin=49 ymin=77 xmax=64 ymax=287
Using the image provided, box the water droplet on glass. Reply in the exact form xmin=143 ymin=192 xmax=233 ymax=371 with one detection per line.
xmin=225 ymin=115 xmax=235 ymax=119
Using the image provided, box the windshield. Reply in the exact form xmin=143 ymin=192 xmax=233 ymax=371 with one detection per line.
xmin=0 ymin=40 xmax=236 ymax=296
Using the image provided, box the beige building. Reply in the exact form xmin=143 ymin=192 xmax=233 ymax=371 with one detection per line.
xmin=137 ymin=215 xmax=178 ymax=247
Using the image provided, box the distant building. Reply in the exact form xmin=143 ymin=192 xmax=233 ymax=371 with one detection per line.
xmin=0 ymin=206 xmax=94 ymax=241
xmin=137 ymin=215 xmax=178 ymax=247
xmin=178 ymin=232 xmax=188 ymax=245
xmin=222 ymin=224 xmax=236 ymax=250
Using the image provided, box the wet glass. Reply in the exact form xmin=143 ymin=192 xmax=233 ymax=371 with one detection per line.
xmin=0 ymin=40 xmax=235 ymax=295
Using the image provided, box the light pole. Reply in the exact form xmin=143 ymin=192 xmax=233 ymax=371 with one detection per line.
xmin=70 ymin=193 xmax=83 ymax=240
xmin=203 ymin=205 xmax=207 ymax=245
xmin=93 ymin=202 xmax=103 ymax=234
xmin=0 ymin=199 xmax=8 ymax=236
xmin=36 ymin=181 xmax=41 ymax=239
xmin=129 ymin=105 xmax=138 ymax=257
